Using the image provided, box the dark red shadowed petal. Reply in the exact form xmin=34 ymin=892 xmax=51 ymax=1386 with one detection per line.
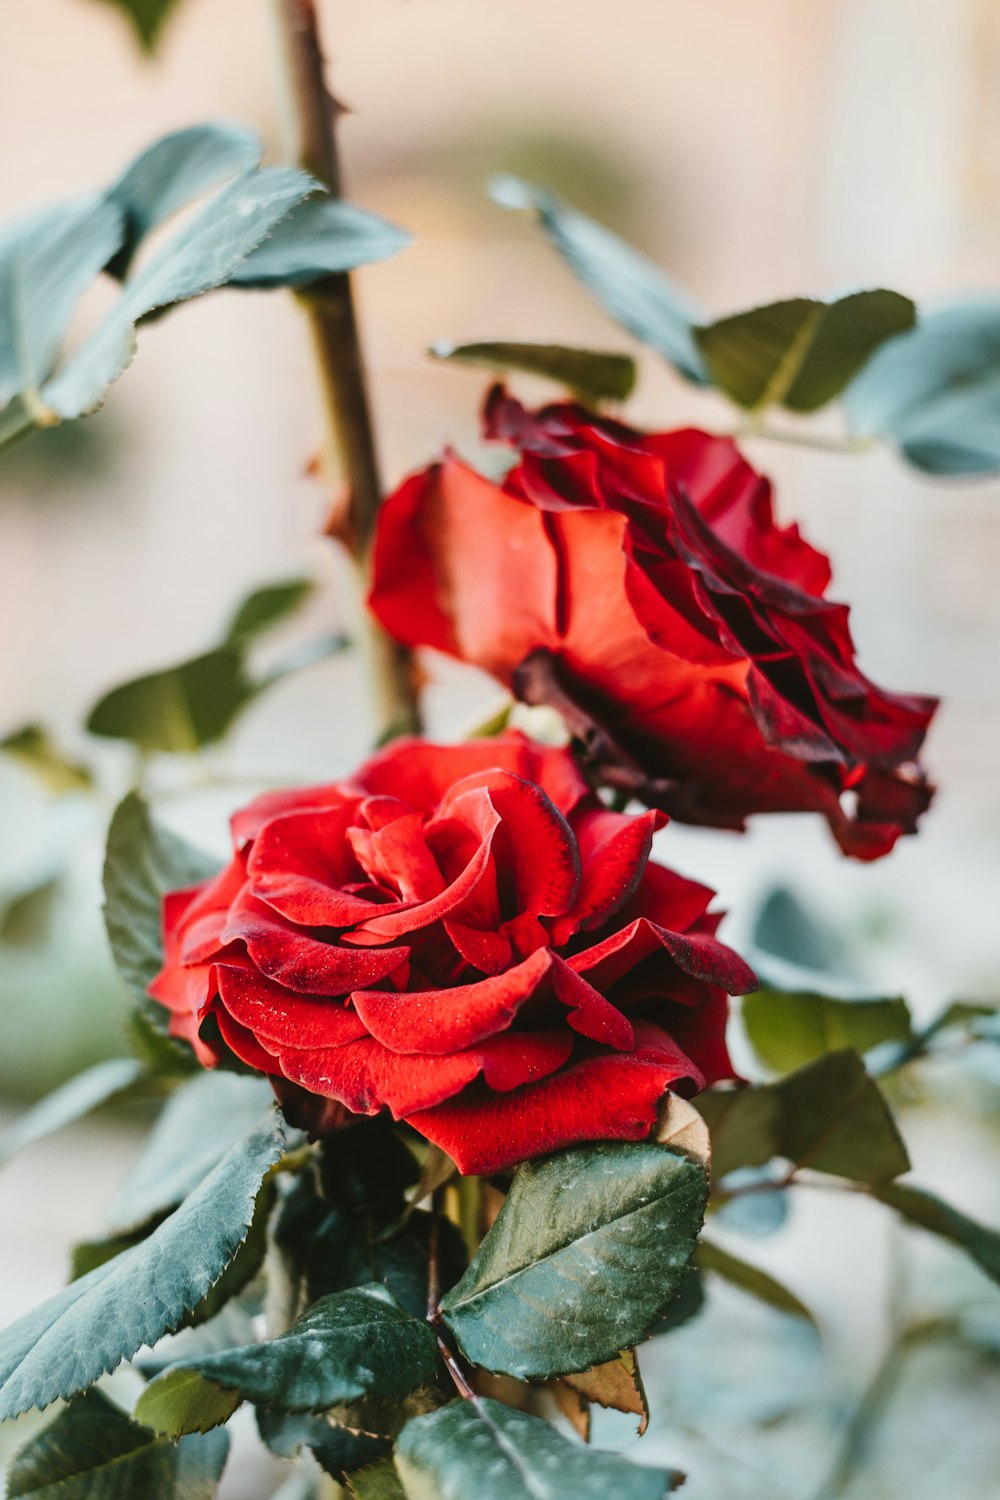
xmin=247 ymin=804 xmax=384 ymax=927
xmin=405 ymin=1020 xmax=703 ymax=1175
xmin=548 ymin=806 xmax=662 ymax=946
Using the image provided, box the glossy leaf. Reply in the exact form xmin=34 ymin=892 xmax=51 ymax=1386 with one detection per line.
xmin=0 ymin=195 xmax=122 ymax=409
xmin=137 ymin=1285 xmax=439 ymax=1436
xmin=0 ymin=1058 xmax=144 ymax=1168
xmin=106 ymin=122 xmax=262 ymax=276
xmin=107 ymin=1071 xmax=275 ymax=1231
xmin=0 ymin=1108 xmax=283 ymax=1421
xmin=41 ymin=166 xmax=316 ymax=421
xmin=845 ymin=295 xmax=1000 ymax=475
xmin=491 ymin=174 xmax=708 ymax=383
xmin=6 ymin=1388 xmax=228 ymax=1500
xmin=698 ymin=1239 xmax=817 ymax=1326
xmin=224 ymin=577 xmax=314 ymax=645
xmin=743 ymin=986 xmax=913 ymax=1074
xmin=694 ymin=290 xmax=914 ymax=412
xmin=231 ymin=197 xmax=411 ymax=289
xmin=395 ymin=1398 xmax=680 ymax=1500
xmin=102 ymin=791 xmax=218 ymax=1011
xmin=439 ymin=1142 xmax=707 ymax=1379
xmin=429 ymin=340 xmax=636 ymax=404
xmin=871 ymin=1182 xmax=1000 ymax=1285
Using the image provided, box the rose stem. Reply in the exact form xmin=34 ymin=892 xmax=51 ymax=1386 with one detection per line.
xmin=266 ymin=0 xmax=421 ymax=742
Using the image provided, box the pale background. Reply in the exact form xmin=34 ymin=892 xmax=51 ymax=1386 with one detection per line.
xmin=1 ymin=1 xmax=1000 ymax=1496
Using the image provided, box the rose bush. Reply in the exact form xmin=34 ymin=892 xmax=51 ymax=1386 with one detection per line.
xmin=149 ymin=732 xmax=754 ymax=1173
xmin=369 ymin=387 xmax=938 ymax=860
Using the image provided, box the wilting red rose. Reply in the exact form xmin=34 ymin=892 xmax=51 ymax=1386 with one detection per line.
xmin=149 ymin=733 xmax=753 ymax=1174
xmin=369 ymin=387 xmax=937 ymax=860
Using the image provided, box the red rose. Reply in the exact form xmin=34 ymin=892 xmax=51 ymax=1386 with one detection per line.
xmin=369 ymin=387 xmax=938 ymax=861
xmin=149 ymin=733 xmax=753 ymax=1174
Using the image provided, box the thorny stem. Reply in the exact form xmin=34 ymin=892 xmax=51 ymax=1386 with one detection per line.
xmin=266 ymin=0 xmax=421 ymax=741
xmin=427 ymin=1187 xmax=476 ymax=1400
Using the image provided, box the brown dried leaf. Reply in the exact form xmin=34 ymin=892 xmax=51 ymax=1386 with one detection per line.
xmin=656 ymin=1093 xmax=711 ymax=1170
xmin=562 ymin=1350 xmax=649 ymax=1436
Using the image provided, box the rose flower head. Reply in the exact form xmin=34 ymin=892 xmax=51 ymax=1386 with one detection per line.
xmin=369 ymin=387 xmax=938 ymax=861
xmin=149 ymin=733 xmax=754 ymax=1174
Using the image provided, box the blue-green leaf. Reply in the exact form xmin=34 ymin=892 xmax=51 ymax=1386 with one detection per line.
xmin=0 ymin=1108 xmax=284 ymax=1421
xmin=491 ymin=174 xmax=707 ymax=384
xmin=396 ymin=1398 xmax=681 ymax=1499
xmin=231 ymin=197 xmax=411 ymax=289
xmin=6 ymin=1388 xmax=228 ymax=1500
xmin=136 ymin=1285 xmax=438 ymax=1437
xmin=439 ymin=1142 xmax=706 ymax=1379
xmin=102 ymin=792 xmax=218 ymax=1014
xmin=42 ymin=166 xmax=316 ymax=420
xmin=0 ymin=1058 xmax=145 ymax=1169
xmin=0 ymin=195 xmax=123 ymax=407
xmin=106 ymin=122 xmax=262 ymax=275
xmin=845 ymin=295 xmax=1000 ymax=475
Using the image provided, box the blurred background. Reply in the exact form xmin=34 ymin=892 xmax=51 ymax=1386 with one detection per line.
xmin=2 ymin=1 xmax=1000 ymax=1496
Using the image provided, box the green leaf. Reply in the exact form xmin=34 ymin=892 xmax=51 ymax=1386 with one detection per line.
xmin=429 ymin=341 xmax=636 ymax=404
xmin=871 ymin=1182 xmax=1000 ymax=1285
xmin=86 ymin=646 xmax=256 ymax=752
xmin=695 ymin=1085 xmax=781 ymax=1181
xmin=699 ymin=1049 xmax=910 ymax=1184
xmin=0 ymin=195 xmax=123 ymax=410
xmin=774 ymin=1049 xmax=910 ymax=1182
xmin=231 ymin=197 xmax=411 ymax=289
xmin=0 ymin=725 xmax=93 ymax=794
xmin=346 ymin=1458 xmax=406 ymax=1499
xmin=395 ymin=1397 xmax=680 ymax=1500
xmin=6 ymin=1388 xmax=228 ymax=1500
xmin=107 ymin=1071 xmax=275 ymax=1231
xmin=743 ymin=986 xmax=913 ymax=1074
xmin=224 ymin=577 xmax=314 ymax=645
xmin=439 ymin=1142 xmax=707 ymax=1379
xmin=41 ymin=166 xmax=316 ymax=422
xmin=697 ymin=1239 xmax=817 ymax=1325
xmin=1 ymin=876 xmax=61 ymax=947
xmin=137 ymin=1285 xmax=439 ymax=1437
xmin=694 ymin=290 xmax=915 ymax=412
xmin=102 ymin=791 xmax=218 ymax=1012
xmin=124 ymin=1006 xmax=201 ymax=1077
xmin=0 ymin=1057 xmax=144 ymax=1168
xmin=0 ymin=1107 xmax=283 ymax=1421
xmin=491 ymin=174 xmax=707 ymax=384
xmin=845 ymin=295 xmax=1000 ymax=475
xmin=90 ymin=0 xmax=185 ymax=51
xmin=106 ymin=122 xmax=262 ymax=276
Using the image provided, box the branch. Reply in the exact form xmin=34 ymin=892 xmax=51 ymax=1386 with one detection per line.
xmin=267 ymin=0 xmax=421 ymax=740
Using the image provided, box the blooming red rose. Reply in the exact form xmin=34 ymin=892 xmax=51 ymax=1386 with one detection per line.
xmin=369 ymin=387 xmax=938 ymax=861
xmin=149 ymin=733 xmax=753 ymax=1174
